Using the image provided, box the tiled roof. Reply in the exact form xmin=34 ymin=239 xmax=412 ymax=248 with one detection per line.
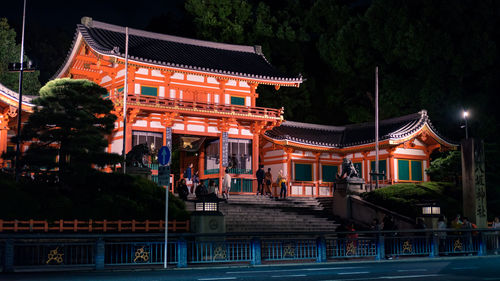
xmin=55 ymin=17 xmax=302 ymax=84
xmin=265 ymin=110 xmax=456 ymax=148
xmin=0 ymin=82 xmax=35 ymax=107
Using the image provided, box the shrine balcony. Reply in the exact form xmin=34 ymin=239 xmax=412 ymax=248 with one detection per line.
xmin=110 ymin=93 xmax=283 ymax=121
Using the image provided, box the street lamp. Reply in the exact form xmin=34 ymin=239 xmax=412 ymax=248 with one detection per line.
xmin=462 ymin=110 xmax=469 ymax=140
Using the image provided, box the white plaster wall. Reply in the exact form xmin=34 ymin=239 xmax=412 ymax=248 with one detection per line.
xmin=395 ymin=147 xmax=426 ymax=156
xmin=151 ymin=70 xmax=163 ymax=77
xmin=187 ymin=74 xmax=204 ymax=82
xmin=117 ymin=69 xmax=125 ymax=77
xmin=224 ymin=94 xmax=229 ymax=104
xmin=159 ymin=86 xmax=165 ymax=97
xmin=170 ymin=89 xmax=176 ymax=98
xmin=133 ymin=120 xmax=147 ymax=127
xmin=207 ymin=93 xmax=211 ymax=103
xmin=264 ymin=149 xmax=285 ymax=159
xmin=227 ymin=80 xmax=237 ymax=86
xmin=245 ymin=97 xmax=251 ymax=106
xmin=171 ymin=73 xmax=184 ymax=80
xmin=150 ymin=121 xmax=163 ymax=128
xmin=207 ymin=126 xmax=220 ymax=133
xmin=136 ymin=68 xmax=148 ymax=75
xmin=134 ymin=84 xmax=140 ymax=94
xmin=240 ymin=129 xmax=252 ymax=136
xmin=267 ymin=163 xmax=287 ymax=181
xmin=101 ymin=76 xmax=111 ymax=83
xmin=239 ymin=81 xmax=250 ymax=88
xmin=393 ymin=158 xmax=398 ymax=181
xmin=187 ymin=124 xmax=205 ymax=132
xmin=413 ymin=139 xmax=425 ymax=146
xmin=304 ymin=151 xmax=314 ymax=158
xmin=214 ymin=94 xmax=219 ymax=103
xmin=111 ymin=139 xmax=123 ymax=154
xmin=207 ymin=77 xmax=218 ymax=84
xmin=172 ymin=123 xmax=184 ymax=130
xmin=228 ymin=128 xmax=239 ymax=135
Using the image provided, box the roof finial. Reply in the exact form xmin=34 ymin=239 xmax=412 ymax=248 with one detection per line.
xmin=81 ymin=17 xmax=93 ymax=27
xmin=254 ymin=45 xmax=263 ymax=55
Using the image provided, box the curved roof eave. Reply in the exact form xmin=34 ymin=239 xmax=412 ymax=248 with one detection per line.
xmin=0 ymin=83 xmax=35 ymax=110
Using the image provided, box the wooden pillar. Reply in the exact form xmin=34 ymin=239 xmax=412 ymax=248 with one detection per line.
xmin=218 ymin=131 xmax=224 ymax=194
xmin=315 ymin=152 xmax=320 ymax=196
xmin=286 ymin=148 xmax=293 ymax=196
xmin=199 ymin=145 xmax=205 ymax=178
xmin=388 ymin=148 xmax=395 ymax=184
xmin=252 ymin=132 xmax=259 ymax=193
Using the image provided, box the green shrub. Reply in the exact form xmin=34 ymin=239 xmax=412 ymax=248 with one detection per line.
xmin=361 ymin=182 xmax=461 ymax=219
xmin=0 ymin=171 xmax=189 ymax=221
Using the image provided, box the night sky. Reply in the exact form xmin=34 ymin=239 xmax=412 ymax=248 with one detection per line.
xmin=3 ymin=0 xmax=185 ymax=32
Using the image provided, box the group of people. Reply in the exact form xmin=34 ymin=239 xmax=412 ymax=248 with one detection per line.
xmin=256 ymin=165 xmax=288 ymax=199
xmin=177 ymin=164 xmax=288 ymax=201
xmin=177 ymin=164 xmax=233 ymax=201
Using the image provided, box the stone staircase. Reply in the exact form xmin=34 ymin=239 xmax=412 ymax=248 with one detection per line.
xmin=185 ymin=195 xmax=338 ymax=233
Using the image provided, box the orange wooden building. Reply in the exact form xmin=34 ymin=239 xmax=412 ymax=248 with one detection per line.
xmin=0 ymin=83 xmax=34 ymax=168
xmin=51 ymin=17 xmax=302 ymax=193
xmin=262 ymin=111 xmax=457 ymax=197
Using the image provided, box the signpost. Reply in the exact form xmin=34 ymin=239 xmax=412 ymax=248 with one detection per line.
xmin=222 ymin=132 xmax=229 ymax=167
xmin=158 ymin=146 xmax=171 ymax=269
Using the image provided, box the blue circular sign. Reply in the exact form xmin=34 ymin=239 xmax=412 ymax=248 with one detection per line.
xmin=158 ymin=146 xmax=171 ymax=166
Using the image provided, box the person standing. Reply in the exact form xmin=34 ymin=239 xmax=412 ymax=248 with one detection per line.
xmin=222 ymin=168 xmax=232 ymax=200
xmin=277 ymin=169 xmax=287 ymax=199
xmin=256 ymin=165 xmax=265 ymax=196
xmin=184 ymin=163 xmax=193 ymax=193
xmin=492 ymin=217 xmax=500 ymax=254
xmin=178 ymin=178 xmax=189 ymax=201
xmin=192 ymin=170 xmax=200 ymax=194
xmin=264 ymin=168 xmax=273 ymax=197
xmin=437 ymin=215 xmax=447 ymax=252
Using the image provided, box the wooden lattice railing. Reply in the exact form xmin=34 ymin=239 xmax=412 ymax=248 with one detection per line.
xmin=0 ymin=219 xmax=189 ymax=233
xmin=111 ymin=93 xmax=283 ymax=120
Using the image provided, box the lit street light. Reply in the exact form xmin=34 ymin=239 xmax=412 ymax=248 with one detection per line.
xmin=462 ymin=110 xmax=469 ymax=140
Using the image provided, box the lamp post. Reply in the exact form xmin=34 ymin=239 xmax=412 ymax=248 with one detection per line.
xmin=463 ymin=110 xmax=469 ymax=140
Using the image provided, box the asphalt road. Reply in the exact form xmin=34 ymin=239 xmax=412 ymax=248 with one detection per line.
xmin=3 ymin=256 xmax=500 ymax=281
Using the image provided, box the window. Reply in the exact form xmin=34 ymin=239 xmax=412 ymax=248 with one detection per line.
xmin=141 ymin=86 xmax=158 ymax=96
xmin=204 ymin=138 xmax=253 ymax=173
xmin=398 ymin=159 xmax=423 ymax=181
xmin=132 ymin=131 xmax=163 ymax=154
xmin=322 ymin=165 xmax=338 ymax=182
xmin=230 ymin=96 xmax=245 ymax=106
xmin=295 ymin=163 xmax=313 ymax=181
xmin=370 ymin=160 xmax=387 ymax=180
xmin=353 ymin=162 xmax=362 ymax=178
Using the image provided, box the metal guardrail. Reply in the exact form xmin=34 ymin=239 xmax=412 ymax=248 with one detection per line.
xmin=0 ymin=219 xmax=190 ymax=233
xmin=1 ymin=229 xmax=499 ymax=272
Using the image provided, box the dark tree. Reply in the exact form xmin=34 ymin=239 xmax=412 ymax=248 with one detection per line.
xmin=19 ymin=78 xmax=120 ymax=183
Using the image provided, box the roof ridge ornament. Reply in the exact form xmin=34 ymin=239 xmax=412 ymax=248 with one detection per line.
xmin=254 ymin=45 xmax=263 ymax=55
xmin=81 ymin=17 xmax=93 ymax=28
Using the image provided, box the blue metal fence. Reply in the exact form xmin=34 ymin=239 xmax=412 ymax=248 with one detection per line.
xmin=1 ymin=229 xmax=499 ymax=272
xmin=188 ymin=240 xmax=252 ymax=263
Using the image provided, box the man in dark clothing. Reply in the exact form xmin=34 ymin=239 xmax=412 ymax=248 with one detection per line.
xmin=178 ymin=179 xmax=189 ymax=201
xmin=195 ymin=180 xmax=208 ymax=200
xmin=256 ymin=165 xmax=265 ymax=196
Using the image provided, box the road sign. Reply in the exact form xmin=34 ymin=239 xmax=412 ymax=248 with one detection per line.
xmin=158 ymin=146 xmax=171 ymax=166
xmin=158 ymin=165 xmax=171 ymax=187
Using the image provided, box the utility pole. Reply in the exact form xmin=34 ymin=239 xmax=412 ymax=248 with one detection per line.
xmin=374 ymin=66 xmax=379 ymax=190
xmin=122 ymin=27 xmax=129 ymax=174
xmin=14 ymin=0 xmax=27 ymax=182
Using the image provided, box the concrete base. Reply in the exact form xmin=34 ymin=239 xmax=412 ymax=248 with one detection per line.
xmin=333 ymin=178 xmax=365 ymax=220
xmin=124 ymin=167 xmax=152 ymax=180
xmin=190 ymin=213 xmax=226 ymax=241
